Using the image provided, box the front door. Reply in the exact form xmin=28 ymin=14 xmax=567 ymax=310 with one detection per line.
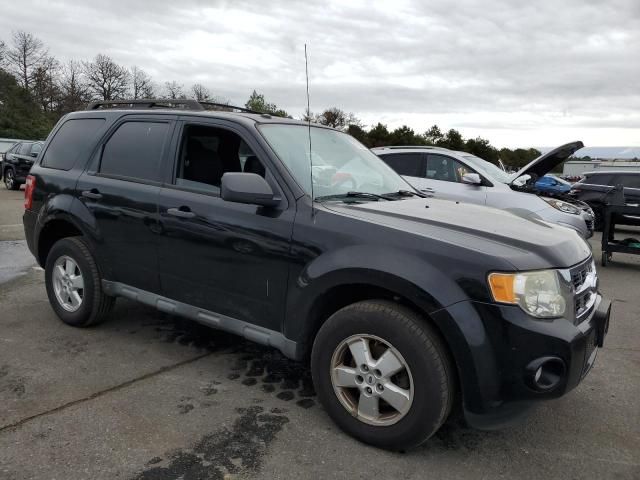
xmin=411 ymin=153 xmax=487 ymax=204
xmin=156 ymin=120 xmax=294 ymax=331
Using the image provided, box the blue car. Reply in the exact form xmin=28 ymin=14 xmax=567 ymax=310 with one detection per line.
xmin=535 ymin=174 xmax=572 ymax=194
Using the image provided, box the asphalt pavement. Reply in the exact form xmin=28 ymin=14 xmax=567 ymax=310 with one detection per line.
xmin=0 ymin=186 xmax=638 ymax=480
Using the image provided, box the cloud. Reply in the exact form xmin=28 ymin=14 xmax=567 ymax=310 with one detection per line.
xmin=0 ymin=0 xmax=638 ymax=147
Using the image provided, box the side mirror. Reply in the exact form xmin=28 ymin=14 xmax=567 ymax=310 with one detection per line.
xmin=221 ymin=172 xmax=279 ymax=207
xmin=461 ymin=172 xmax=482 ymax=185
xmin=30 ymin=152 xmax=39 ymax=158
xmin=513 ymin=174 xmax=531 ymax=186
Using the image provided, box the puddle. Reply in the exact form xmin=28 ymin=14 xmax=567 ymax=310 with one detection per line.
xmin=0 ymin=240 xmax=37 ymax=284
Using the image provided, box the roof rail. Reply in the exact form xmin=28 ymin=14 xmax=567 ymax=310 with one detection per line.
xmin=371 ymin=145 xmax=449 ymax=150
xmin=86 ymin=99 xmax=261 ymax=114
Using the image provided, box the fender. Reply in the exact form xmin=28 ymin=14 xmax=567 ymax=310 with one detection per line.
xmin=34 ymin=195 xmax=111 ymax=277
xmin=284 ymin=244 xmax=473 ymax=350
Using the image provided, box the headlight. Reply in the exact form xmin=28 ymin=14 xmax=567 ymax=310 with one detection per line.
xmin=542 ymin=197 xmax=580 ymax=215
xmin=488 ymin=270 xmax=566 ymax=318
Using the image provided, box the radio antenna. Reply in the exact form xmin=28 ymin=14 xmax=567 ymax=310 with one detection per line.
xmin=305 ymin=43 xmax=314 ymax=215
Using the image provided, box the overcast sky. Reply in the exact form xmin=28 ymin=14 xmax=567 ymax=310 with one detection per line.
xmin=1 ymin=0 xmax=638 ymax=148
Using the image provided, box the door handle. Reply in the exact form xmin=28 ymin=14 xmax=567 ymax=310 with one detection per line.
xmin=81 ymin=189 xmax=103 ymax=200
xmin=167 ymin=207 xmax=196 ymax=219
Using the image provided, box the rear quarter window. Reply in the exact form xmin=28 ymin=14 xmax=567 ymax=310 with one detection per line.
xmin=41 ymin=118 xmax=106 ymax=170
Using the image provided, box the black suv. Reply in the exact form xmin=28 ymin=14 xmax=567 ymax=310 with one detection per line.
xmin=22 ymin=100 xmax=611 ymax=449
xmin=2 ymin=140 xmax=43 ymax=190
xmin=570 ymin=170 xmax=640 ymax=228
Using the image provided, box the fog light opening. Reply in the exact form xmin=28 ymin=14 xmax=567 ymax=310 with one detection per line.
xmin=526 ymin=357 xmax=566 ymax=392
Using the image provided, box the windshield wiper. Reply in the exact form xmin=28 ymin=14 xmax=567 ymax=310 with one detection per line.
xmin=393 ymin=189 xmax=431 ymax=198
xmin=315 ymin=191 xmax=393 ymax=202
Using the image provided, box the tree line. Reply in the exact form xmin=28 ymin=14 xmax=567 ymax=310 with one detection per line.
xmin=0 ymin=30 xmax=540 ymax=169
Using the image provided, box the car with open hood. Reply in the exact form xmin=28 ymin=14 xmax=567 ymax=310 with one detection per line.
xmin=23 ymin=100 xmax=609 ymax=450
xmin=374 ymin=142 xmax=595 ymax=238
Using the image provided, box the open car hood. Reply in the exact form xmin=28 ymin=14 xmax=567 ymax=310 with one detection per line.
xmin=509 ymin=141 xmax=584 ymax=185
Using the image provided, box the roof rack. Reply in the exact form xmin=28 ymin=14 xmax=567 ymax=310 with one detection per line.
xmin=86 ymin=99 xmax=262 ymax=115
xmin=371 ymin=145 xmax=449 ymax=150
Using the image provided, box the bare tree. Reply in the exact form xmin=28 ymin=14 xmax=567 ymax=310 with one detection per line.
xmin=0 ymin=40 xmax=6 ymax=69
xmin=83 ymin=54 xmax=130 ymax=101
xmin=31 ymin=56 xmax=60 ymax=112
xmin=58 ymin=60 xmax=90 ymax=113
xmin=163 ymin=81 xmax=185 ymax=100
xmin=316 ymin=107 xmax=361 ymax=131
xmin=7 ymin=30 xmax=49 ymax=92
xmin=130 ymin=66 xmax=154 ymax=99
xmin=191 ymin=83 xmax=211 ymax=101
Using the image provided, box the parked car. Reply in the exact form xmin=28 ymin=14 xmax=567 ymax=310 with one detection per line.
xmin=373 ymin=143 xmax=595 ymax=238
xmin=535 ymin=174 xmax=572 ymax=195
xmin=570 ymin=170 xmax=640 ymax=229
xmin=2 ymin=140 xmax=43 ymax=190
xmin=22 ymin=100 xmax=610 ymax=450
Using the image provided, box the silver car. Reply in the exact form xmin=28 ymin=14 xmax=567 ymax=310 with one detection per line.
xmin=374 ymin=142 xmax=594 ymax=238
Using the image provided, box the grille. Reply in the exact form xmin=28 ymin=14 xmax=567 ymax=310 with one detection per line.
xmin=585 ymin=219 xmax=594 ymax=231
xmin=571 ymin=259 xmax=596 ymax=323
xmin=571 ymin=261 xmax=592 ymax=290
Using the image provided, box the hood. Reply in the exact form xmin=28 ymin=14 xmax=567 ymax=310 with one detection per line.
xmin=324 ymin=197 xmax=591 ymax=270
xmin=510 ymin=141 xmax=583 ymax=185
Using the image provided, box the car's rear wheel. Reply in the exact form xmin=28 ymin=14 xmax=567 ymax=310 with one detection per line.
xmin=4 ymin=168 xmax=19 ymax=190
xmin=45 ymin=237 xmax=115 ymax=327
xmin=311 ymin=300 xmax=454 ymax=450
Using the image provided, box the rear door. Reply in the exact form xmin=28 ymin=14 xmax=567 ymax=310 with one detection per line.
xmin=15 ymin=142 xmax=38 ymax=178
xmin=378 ymin=152 xmax=426 ymax=190
xmin=156 ymin=118 xmax=295 ymax=332
xmin=75 ymin=116 xmax=176 ymax=293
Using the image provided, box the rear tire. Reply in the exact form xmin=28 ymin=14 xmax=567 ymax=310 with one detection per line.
xmin=45 ymin=237 xmax=115 ymax=327
xmin=311 ymin=300 xmax=454 ymax=450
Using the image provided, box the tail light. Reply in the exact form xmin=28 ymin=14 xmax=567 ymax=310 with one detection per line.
xmin=24 ymin=175 xmax=36 ymax=210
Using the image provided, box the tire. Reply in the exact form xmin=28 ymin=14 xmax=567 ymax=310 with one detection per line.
xmin=44 ymin=236 xmax=115 ymax=327
xmin=4 ymin=168 xmax=19 ymax=190
xmin=311 ymin=300 xmax=454 ymax=450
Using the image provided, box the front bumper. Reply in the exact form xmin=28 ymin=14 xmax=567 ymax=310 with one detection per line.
xmin=432 ymin=294 xmax=611 ymax=429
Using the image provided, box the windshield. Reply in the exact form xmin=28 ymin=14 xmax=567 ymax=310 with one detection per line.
xmin=259 ymin=124 xmax=411 ymax=199
xmin=463 ymin=155 xmax=513 ymax=184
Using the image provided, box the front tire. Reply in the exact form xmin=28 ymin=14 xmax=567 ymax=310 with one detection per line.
xmin=4 ymin=168 xmax=19 ymax=190
xmin=311 ymin=300 xmax=454 ymax=450
xmin=45 ymin=237 xmax=115 ymax=327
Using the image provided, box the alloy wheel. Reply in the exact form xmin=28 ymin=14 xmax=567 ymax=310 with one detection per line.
xmin=52 ymin=255 xmax=85 ymax=312
xmin=330 ymin=334 xmax=414 ymax=426
xmin=5 ymin=170 xmax=14 ymax=189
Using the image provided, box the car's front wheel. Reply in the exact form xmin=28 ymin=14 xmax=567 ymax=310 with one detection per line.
xmin=45 ymin=237 xmax=115 ymax=327
xmin=311 ymin=300 xmax=455 ymax=450
xmin=4 ymin=168 xmax=19 ymax=190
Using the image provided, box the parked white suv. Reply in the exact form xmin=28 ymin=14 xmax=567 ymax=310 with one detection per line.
xmin=374 ymin=142 xmax=594 ymax=238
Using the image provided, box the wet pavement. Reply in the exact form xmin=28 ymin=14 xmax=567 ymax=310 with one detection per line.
xmin=0 ymin=187 xmax=638 ymax=479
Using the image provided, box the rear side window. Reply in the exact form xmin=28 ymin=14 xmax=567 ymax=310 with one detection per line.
xmin=19 ymin=143 xmax=32 ymax=155
xmin=99 ymin=121 xmax=169 ymax=182
xmin=379 ymin=153 xmax=423 ymax=176
xmin=42 ymin=119 xmax=105 ymax=170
